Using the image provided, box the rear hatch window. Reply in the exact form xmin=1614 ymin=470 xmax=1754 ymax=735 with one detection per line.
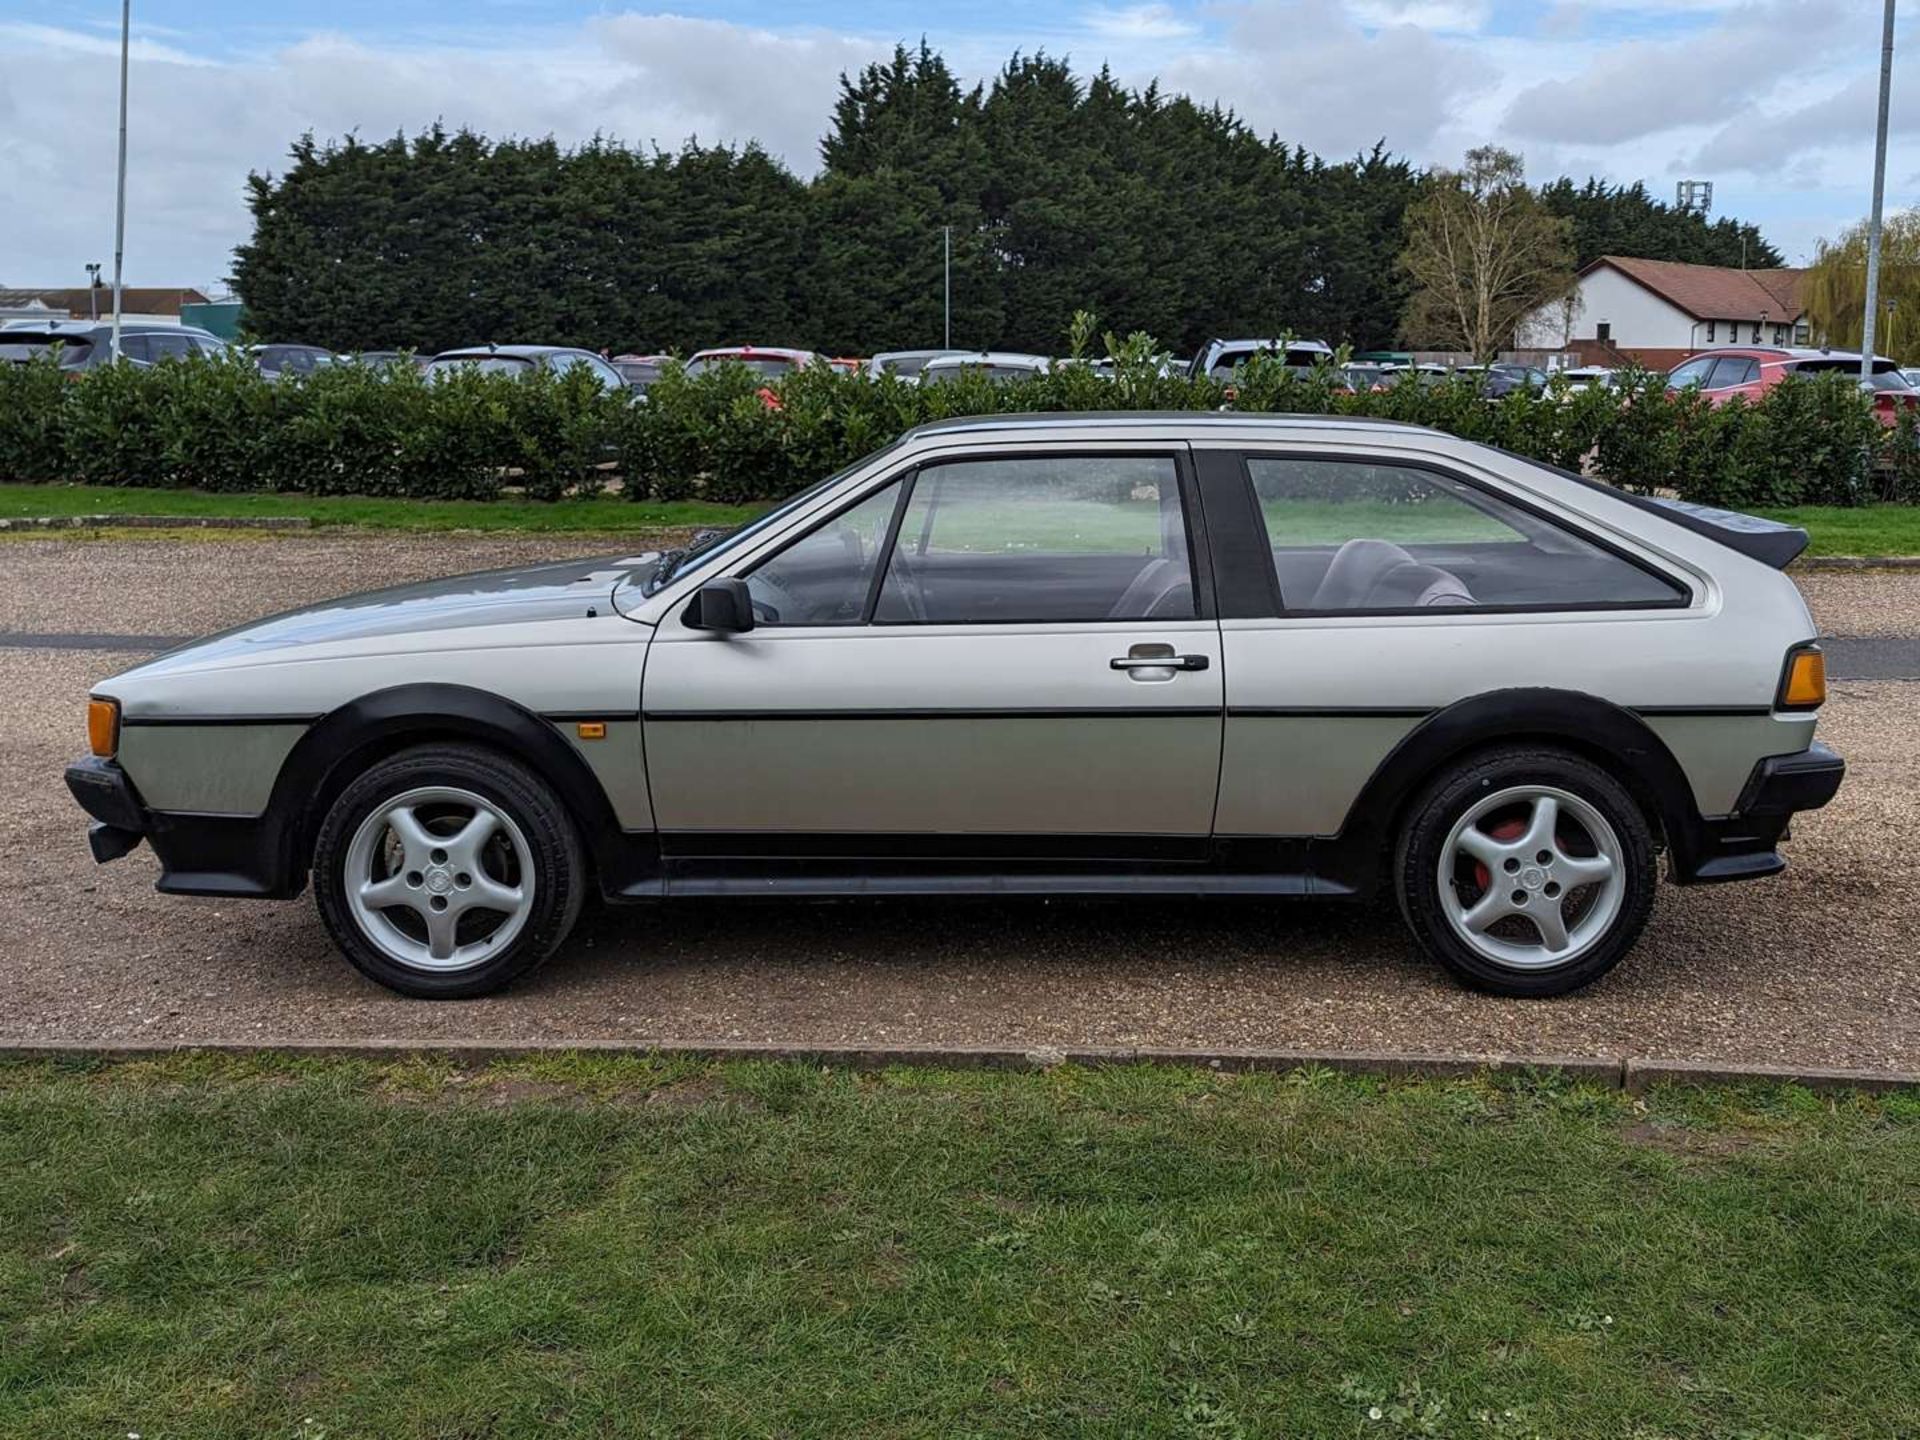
xmin=426 ymin=355 xmax=532 ymax=377
xmin=1791 ymin=359 xmax=1912 ymax=390
xmin=0 ymin=334 xmax=93 ymax=366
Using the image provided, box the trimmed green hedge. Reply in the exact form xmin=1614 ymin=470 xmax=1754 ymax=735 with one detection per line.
xmin=3 ymin=350 xmax=1916 ymax=509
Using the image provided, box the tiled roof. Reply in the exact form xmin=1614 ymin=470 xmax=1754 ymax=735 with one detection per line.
xmin=0 ymin=287 xmax=211 ymax=315
xmin=1592 ymin=256 xmax=1806 ymax=322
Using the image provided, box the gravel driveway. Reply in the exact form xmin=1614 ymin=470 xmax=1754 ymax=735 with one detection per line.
xmin=3 ymin=536 xmax=1916 ymax=1070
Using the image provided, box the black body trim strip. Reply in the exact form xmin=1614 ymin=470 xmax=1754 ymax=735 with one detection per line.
xmin=643 ymin=707 xmax=1219 ymax=722
xmin=122 ymin=713 xmax=322 ymax=727
xmin=1229 ymin=706 xmax=1434 ymax=719
xmin=539 ymin=710 xmax=642 ymax=723
xmin=1630 ymin=705 xmax=1775 ymax=718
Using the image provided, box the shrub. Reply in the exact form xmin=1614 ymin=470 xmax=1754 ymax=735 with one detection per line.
xmin=4 ymin=345 xmax=1914 ymax=512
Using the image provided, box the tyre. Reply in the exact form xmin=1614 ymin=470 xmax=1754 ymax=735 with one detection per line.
xmin=312 ymin=743 xmax=586 ymax=998
xmin=1395 ymin=745 xmax=1656 ymax=997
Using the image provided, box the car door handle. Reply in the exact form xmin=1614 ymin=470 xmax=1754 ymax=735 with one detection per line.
xmin=1110 ymin=654 xmax=1209 ymax=671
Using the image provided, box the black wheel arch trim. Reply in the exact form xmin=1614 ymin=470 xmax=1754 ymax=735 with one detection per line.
xmin=255 ymin=683 xmax=659 ymax=901
xmin=1309 ymin=686 xmax=1713 ymax=890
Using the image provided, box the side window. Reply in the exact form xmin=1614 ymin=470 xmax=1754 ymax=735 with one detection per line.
xmin=1247 ymin=456 xmax=1686 ymax=612
xmin=117 ymin=335 xmax=151 ymax=363
xmin=742 ymin=479 xmax=903 ymax=627
xmin=873 ymin=455 xmax=1193 ymax=625
xmin=1707 ymin=357 xmax=1758 ymax=389
xmin=146 ymin=333 xmax=196 ymax=363
xmin=1668 ymin=357 xmax=1714 ymax=388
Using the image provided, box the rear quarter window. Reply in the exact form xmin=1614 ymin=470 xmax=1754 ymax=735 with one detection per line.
xmin=1246 ymin=456 xmax=1688 ymax=613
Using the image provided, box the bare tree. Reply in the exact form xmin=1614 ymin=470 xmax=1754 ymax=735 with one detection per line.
xmin=1399 ymin=147 xmax=1576 ymax=361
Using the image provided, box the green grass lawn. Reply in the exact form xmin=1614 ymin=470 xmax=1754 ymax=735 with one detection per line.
xmin=1 ymin=1054 xmax=1914 ymax=1438
xmin=0 ymin=483 xmax=761 ymax=535
xmin=1752 ymin=505 xmax=1920 ymax=558
xmin=5 ymin=484 xmax=1920 ymax=557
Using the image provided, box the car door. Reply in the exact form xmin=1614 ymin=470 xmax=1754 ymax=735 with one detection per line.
xmin=640 ymin=446 xmax=1224 ymax=857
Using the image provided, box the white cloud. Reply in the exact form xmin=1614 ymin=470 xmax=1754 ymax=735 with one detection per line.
xmin=1159 ymin=0 xmax=1491 ymax=156
xmin=1 ymin=2 xmax=1915 ymax=289
xmin=1345 ymin=0 xmax=1491 ymax=32
xmin=1083 ymin=5 xmax=1199 ymax=40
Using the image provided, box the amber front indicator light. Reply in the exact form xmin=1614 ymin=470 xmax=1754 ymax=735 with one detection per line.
xmin=1779 ymin=647 xmax=1827 ymax=710
xmin=87 ymin=698 xmax=121 ymax=758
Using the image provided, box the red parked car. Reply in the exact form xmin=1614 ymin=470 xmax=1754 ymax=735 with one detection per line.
xmin=1667 ymin=347 xmax=1920 ymax=425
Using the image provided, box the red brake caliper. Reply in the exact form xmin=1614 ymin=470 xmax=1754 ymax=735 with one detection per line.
xmin=1473 ymin=817 xmax=1528 ymax=892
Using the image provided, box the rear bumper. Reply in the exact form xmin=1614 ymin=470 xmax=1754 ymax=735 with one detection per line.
xmin=1675 ymin=742 xmax=1845 ymax=884
xmin=65 ymin=756 xmax=300 ymax=899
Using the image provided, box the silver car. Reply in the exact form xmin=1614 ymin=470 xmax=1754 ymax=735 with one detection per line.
xmin=67 ymin=414 xmax=1843 ymax=999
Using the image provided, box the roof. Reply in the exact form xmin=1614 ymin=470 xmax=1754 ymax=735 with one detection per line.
xmin=0 ymin=287 xmax=211 ymax=315
xmin=690 ymin=346 xmax=817 ymax=361
xmin=905 ymin=411 xmax=1429 ymax=439
xmin=0 ymin=318 xmax=215 ymax=337
xmin=430 ymin=344 xmax=598 ymax=359
xmin=1589 ymin=256 xmax=1806 ymax=323
xmin=920 ymin=351 xmax=1051 ymax=369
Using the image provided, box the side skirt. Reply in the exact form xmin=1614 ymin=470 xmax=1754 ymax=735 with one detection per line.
xmin=603 ymin=833 xmax=1364 ymax=902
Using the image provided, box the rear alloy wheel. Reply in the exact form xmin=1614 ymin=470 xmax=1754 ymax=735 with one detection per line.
xmin=313 ymin=745 xmax=585 ymax=998
xmin=1396 ymin=746 xmax=1656 ymax=996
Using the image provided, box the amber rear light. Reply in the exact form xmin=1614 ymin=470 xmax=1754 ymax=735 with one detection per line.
xmin=1778 ymin=646 xmax=1827 ymax=710
xmin=87 ymin=697 xmax=121 ymax=757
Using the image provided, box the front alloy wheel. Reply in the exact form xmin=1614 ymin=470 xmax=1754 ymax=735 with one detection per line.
xmin=313 ymin=744 xmax=585 ymax=998
xmin=343 ymin=786 xmax=537 ymax=971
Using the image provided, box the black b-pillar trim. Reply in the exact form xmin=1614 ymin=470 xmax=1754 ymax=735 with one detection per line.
xmin=1191 ymin=447 xmax=1282 ymax=618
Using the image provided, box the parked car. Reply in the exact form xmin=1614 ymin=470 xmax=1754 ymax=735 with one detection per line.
xmin=0 ymin=320 xmax=227 ymax=372
xmin=1459 ymin=363 xmax=1550 ymax=398
xmin=1667 ymin=347 xmax=1920 ymax=424
xmin=1901 ymin=367 xmax=1920 ymax=391
xmin=917 ymin=351 xmax=1052 ymax=384
xmin=683 ymin=346 xmax=828 ymax=378
xmin=828 ymin=357 xmax=867 ymax=375
xmin=611 ymin=353 xmax=673 ymax=393
xmin=68 ymin=412 xmax=1841 ymax=1001
xmin=425 ymin=344 xmax=626 ymax=390
xmin=867 ymin=349 xmax=968 ymax=381
xmin=1189 ymin=338 xmax=1336 ymax=381
xmin=1557 ymin=365 xmax=1615 ymax=392
xmin=349 ymin=350 xmax=420 ymax=369
xmin=248 ymin=343 xmax=336 ymax=379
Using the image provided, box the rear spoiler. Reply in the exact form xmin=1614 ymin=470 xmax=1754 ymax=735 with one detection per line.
xmin=1631 ymin=496 xmax=1810 ymax=569
xmin=1501 ymin=451 xmax=1811 ymax=569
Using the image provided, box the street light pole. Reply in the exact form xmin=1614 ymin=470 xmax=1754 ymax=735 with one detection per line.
xmin=943 ymin=225 xmax=952 ymax=349
xmin=1861 ymin=0 xmax=1896 ymax=383
xmin=110 ymin=0 xmax=131 ymax=362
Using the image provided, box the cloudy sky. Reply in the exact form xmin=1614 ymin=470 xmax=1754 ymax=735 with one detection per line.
xmin=2 ymin=0 xmax=1914 ymax=293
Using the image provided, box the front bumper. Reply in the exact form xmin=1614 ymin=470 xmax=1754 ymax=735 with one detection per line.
xmin=1678 ymin=742 xmax=1846 ymax=884
xmin=65 ymin=756 xmax=148 ymax=862
xmin=65 ymin=755 xmax=299 ymax=898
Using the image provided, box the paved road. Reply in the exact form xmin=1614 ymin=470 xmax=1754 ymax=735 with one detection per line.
xmin=3 ymin=537 xmax=1917 ymax=1070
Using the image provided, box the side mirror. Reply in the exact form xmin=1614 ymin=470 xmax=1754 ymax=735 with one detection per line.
xmin=687 ymin=577 xmax=755 ymax=634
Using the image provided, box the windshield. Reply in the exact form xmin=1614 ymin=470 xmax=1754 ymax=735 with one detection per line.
xmin=647 ymin=440 xmax=908 ymax=594
xmin=427 ymin=355 xmax=532 ymax=377
xmin=0 ymin=335 xmax=92 ymax=366
xmin=1208 ymin=346 xmax=1329 ymax=378
xmin=873 ymin=354 xmax=941 ymax=378
xmin=686 ymin=354 xmax=800 ymax=378
xmin=921 ymin=363 xmax=1041 ymax=384
xmin=1793 ymin=359 xmax=1911 ymax=390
